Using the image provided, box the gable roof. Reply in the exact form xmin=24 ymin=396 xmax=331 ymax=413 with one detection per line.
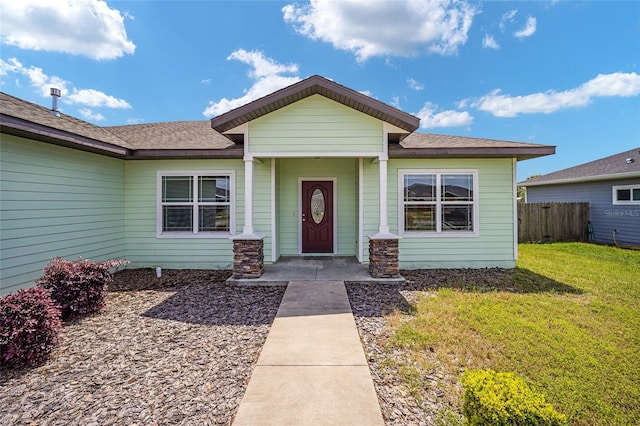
xmin=520 ymin=147 xmax=640 ymax=186
xmin=211 ymin=75 xmax=421 ymax=135
xmin=1 ymin=82 xmax=553 ymax=162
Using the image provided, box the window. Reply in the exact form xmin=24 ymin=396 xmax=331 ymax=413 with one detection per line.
xmin=399 ymin=170 xmax=478 ymax=236
xmin=157 ymin=171 xmax=234 ymax=237
xmin=613 ymin=184 xmax=640 ymax=205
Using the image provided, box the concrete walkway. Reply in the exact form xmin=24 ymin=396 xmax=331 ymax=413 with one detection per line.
xmin=232 ymin=280 xmax=384 ymax=425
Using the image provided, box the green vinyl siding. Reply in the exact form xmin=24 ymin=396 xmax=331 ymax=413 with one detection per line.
xmin=249 ymin=95 xmax=384 ymax=154
xmin=0 ymin=135 xmax=125 ymax=295
xmin=363 ymin=158 xmax=516 ymax=268
xmin=397 ymin=158 xmax=515 ymax=268
xmin=362 ymin=160 xmax=380 ymax=254
xmin=252 ymin=159 xmax=273 ymax=263
xmin=276 ymin=158 xmax=358 ymax=256
xmin=124 ymin=159 xmax=245 ymax=269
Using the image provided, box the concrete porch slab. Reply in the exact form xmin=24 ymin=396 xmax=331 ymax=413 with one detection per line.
xmin=227 ymin=256 xmax=405 ymax=285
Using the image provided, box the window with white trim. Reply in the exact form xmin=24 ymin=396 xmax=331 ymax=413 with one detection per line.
xmin=399 ymin=170 xmax=478 ymax=235
xmin=158 ymin=172 xmax=234 ymax=237
xmin=613 ymin=184 xmax=640 ymax=205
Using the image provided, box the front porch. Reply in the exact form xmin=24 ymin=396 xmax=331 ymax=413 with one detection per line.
xmin=227 ymin=256 xmax=404 ymax=285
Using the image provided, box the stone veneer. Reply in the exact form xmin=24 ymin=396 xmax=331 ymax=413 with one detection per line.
xmin=368 ymin=238 xmax=400 ymax=278
xmin=232 ymin=239 xmax=264 ymax=279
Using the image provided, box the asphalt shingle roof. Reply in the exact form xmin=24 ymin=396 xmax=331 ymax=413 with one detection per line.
xmin=391 ymin=133 xmax=554 ymax=160
xmin=106 ymin=121 xmax=234 ymax=150
xmin=0 ymin=92 xmax=134 ymax=149
xmin=520 ymin=147 xmax=640 ymax=186
xmin=1 ymin=90 xmax=553 ymax=161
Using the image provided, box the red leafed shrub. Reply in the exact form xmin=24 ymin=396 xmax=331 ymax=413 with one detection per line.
xmin=0 ymin=286 xmax=63 ymax=369
xmin=36 ymin=257 xmax=129 ymax=320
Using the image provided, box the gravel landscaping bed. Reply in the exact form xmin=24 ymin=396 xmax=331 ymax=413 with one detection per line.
xmin=1 ymin=267 xmax=510 ymax=426
xmin=0 ymin=269 xmax=285 ymax=426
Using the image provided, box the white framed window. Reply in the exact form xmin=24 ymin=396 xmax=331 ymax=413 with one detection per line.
xmin=157 ymin=171 xmax=235 ymax=238
xmin=613 ymin=184 xmax=640 ymax=205
xmin=398 ymin=169 xmax=479 ymax=237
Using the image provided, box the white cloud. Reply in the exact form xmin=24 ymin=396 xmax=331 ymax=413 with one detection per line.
xmin=201 ymin=78 xmax=212 ymax=85
xmin=68 ymin=89 xmax=130 ymax=108
xmin=1 ymin=58 xmax=70 ymax=96
xmin=471 ymin=72 xmax=640 ymax=117
xmin=0 ymin=0 xmax=135 ymax=60
xmin=203 ymin=49 xmax=300 ymax=118
xmin=482 ymin=34 xmax=499 ymax=49
xmin=1 ymin=57 xmax=131 ymax=110
xmin=78 ymin=108 xmax=106 ymax=121
xmin=416 ymin=102 xmax=473 ymax=128
xmin=514 ymin=16 xmax=537 ymax=38
xmin=407 ymin=78 xmax=425 ymax=91
xmin=282 ymin=0 xmax=477 ymax=62
xmin=500 ymin=9 xmax=518 ymax=32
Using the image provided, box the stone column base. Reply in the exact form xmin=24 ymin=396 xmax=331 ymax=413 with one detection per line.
xmin=232 ymin=238 xmax=264 ymax=279
xmin=368 ymin=238 xmax=400 ymax=278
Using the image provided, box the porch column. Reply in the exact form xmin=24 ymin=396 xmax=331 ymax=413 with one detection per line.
xmin=243 ymin=157 xmax=255 ymax=235
xmin=378 ymin=156 xmax=389 ymax=234
xmin=230 ymin=156 xmax=265 ymax=279
xmin=368 ymin=154 xmax=401 ymax=278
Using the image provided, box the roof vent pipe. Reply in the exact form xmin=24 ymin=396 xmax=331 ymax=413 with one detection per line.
xmin=50 ymin=88 xmax=61 ymax=117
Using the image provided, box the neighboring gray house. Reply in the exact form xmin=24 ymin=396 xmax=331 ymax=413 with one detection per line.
xmin=520 ymin=148 xmax=640 ymax=247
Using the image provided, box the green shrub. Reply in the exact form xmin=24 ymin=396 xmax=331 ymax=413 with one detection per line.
xmin=36 ymin=257 xmax=129 ymax=320
xmin=461 ymin=369 xmax=567 ymax=426
xmin=0 ymin=287 xmax=63 ymax=368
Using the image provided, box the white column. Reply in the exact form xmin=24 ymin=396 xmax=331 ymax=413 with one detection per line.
xmin=243 ymin=156 xmax=254 ymax=235
xmin=378 ymin=156 xmax=389 ymax=234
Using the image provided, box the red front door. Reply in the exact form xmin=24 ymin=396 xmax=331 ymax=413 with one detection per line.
xmin=301 ymin=181 xmax=334 ymax=253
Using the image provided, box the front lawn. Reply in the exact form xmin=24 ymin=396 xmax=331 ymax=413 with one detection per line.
xmin=390 ymin=243 xmax=639 ymax=425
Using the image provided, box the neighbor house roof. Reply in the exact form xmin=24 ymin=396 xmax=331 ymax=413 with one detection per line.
xmin=211 ymin=75 xmax=421 ymax=135
xmin=520 ymin=147 xmax=640 ymax=186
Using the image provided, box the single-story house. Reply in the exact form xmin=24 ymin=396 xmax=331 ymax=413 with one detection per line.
xmin=520 ymin=148 xmax=640 ymax=247
xmin=1 ymin=75 xmax=554 ymax=295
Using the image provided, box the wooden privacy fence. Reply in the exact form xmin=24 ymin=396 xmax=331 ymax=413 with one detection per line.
xmin=518 ymin=201 xmax=590 ymax=243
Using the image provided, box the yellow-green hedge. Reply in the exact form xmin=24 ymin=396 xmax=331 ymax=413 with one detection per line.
xmin=461 ymin=369 xmax=567 ymax=425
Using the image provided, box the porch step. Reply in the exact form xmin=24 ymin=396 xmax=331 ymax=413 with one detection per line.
xmin=232 ymin=280 xmax=384 ymax=425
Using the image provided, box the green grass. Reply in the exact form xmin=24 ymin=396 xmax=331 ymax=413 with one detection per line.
xmin=389 ymin=243 xmax=640 ymax=425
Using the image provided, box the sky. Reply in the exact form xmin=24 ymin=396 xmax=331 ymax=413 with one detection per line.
xmin=1 ymin=0 xmax=639 ymax=181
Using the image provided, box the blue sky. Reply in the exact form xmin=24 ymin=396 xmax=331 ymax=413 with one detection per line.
xmin=1 ymin=0 xmax=638 ymax=181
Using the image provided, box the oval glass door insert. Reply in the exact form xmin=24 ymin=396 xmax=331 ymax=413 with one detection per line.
xmin=311 ymin=189 xmax=325 ymax=224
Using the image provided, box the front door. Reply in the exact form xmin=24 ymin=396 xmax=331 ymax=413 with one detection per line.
xmin=301 ymin=181 xmax=334 ymax=253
